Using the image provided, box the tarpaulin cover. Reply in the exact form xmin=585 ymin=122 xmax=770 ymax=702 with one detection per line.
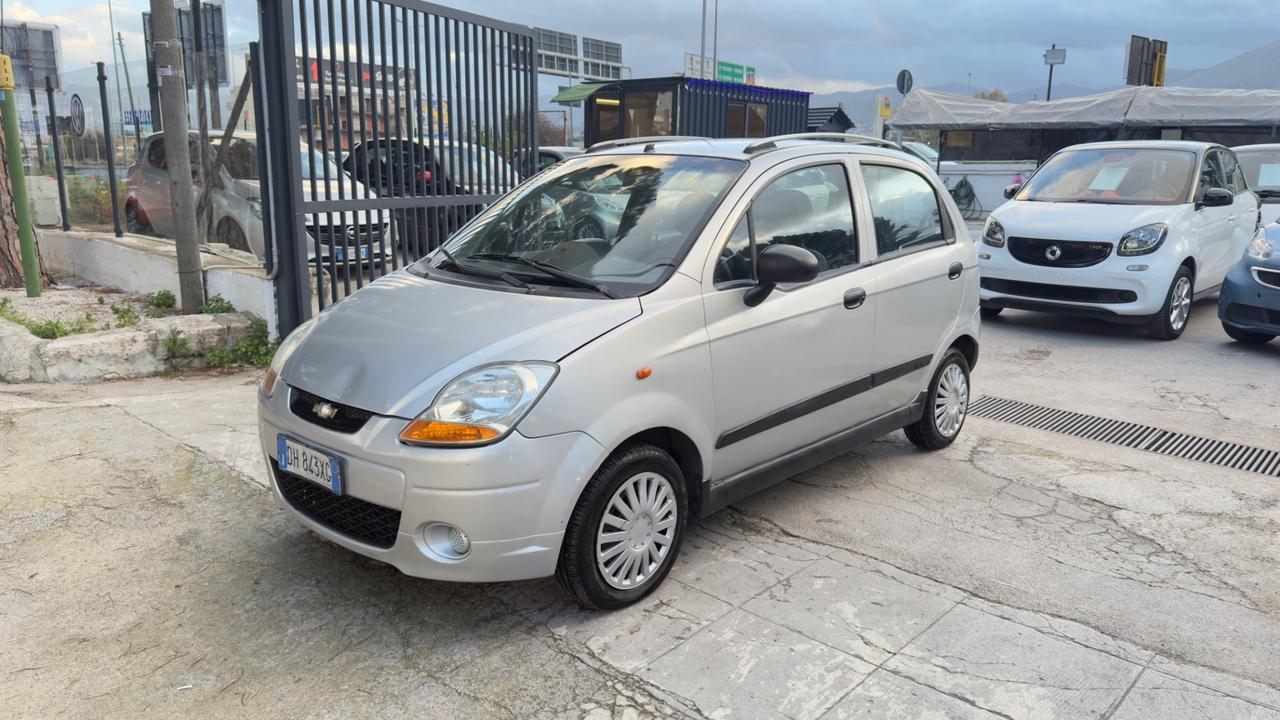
xmin=890 ymin=86 xmax=1280 ymax=131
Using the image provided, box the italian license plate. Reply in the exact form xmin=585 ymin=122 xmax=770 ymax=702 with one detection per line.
xmin=277 ymin=435 xmax=343 ymax=493
xmin=333 ymin=246 xmax=369 ymax=262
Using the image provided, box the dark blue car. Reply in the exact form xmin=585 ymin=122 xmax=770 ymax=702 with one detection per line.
xmin=1219 ymin=221 xmax=1280 ymax=344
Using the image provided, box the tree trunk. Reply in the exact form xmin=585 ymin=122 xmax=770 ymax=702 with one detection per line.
xmin=0 ymin=126 xmax=51 ymax=289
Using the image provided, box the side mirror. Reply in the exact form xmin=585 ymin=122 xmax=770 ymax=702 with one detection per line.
xmin=1199 ymin=187 xmax=1232 ymax=208
xmin=744 ymin=244 xmax=820 ymax=307
xmin=1003 ymin=183 xmax=1022 ymax=200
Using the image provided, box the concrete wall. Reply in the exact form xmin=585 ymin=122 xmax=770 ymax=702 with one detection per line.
xmin=937 ymin=161 xmax=1039 ymax=219
xmin=37 ymin=230 xmax=279 ymax=338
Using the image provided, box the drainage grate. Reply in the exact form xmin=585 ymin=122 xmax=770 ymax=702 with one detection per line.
xmin=968 ymin=396 xmax=1280 ymax=477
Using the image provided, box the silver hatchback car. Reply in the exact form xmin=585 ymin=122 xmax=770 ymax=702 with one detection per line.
xmin=258 ymin=134 xmax=981 ymax=609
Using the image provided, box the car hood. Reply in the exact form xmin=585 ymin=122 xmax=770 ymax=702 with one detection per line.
xmin=992 ymin=200 xmax=1184 ymax=243
xmin=1260 ymin=201 xmax=1280 ymax=228
xmin=282 ymin=271 xmax=642 ymax=418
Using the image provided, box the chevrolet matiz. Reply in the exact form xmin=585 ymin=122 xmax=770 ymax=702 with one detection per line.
xmin=258 ymin=134 xmax=981 ymax=609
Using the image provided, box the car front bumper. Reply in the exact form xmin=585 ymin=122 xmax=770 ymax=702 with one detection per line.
xmin=979 ymin=243 xmax=1177 ymax=320
xmin=1219 ymin=262 xmax=1280 ymax=334
xmin=258 ymin=384 xmax=605 ymax=583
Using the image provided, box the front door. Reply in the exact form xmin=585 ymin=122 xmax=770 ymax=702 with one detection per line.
xmin=1194 ymin=150 xmax=1237 ymax=291
xmin=704 ymin=161 xmax=879 ymax=480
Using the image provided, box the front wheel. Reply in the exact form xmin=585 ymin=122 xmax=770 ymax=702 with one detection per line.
xmin=1222 ymin=322 xmax=1275 ymax=344
xmin=557 ymin=443 xmax=688 ymax=610
xmin=1148 ymin=266 xmax=1194 ymax=340
xmin=904 ymin=349 xmax=971 ymax=450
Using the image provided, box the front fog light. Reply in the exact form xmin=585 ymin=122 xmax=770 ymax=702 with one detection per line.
xmin=422 ymin=523 xmax=470 ymax=559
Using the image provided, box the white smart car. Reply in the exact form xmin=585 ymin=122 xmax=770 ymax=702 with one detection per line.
xmin=980 ymin=141 xmax=1259 ymax=339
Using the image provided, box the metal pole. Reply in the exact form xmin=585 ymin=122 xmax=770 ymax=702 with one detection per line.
xmin=712 ymin=0 xmax=718 ymax=79
xmin=1046 ymin=43 xmax=1056 ymax=102
xmin=22 ymin=28 xmax=43 ymax=172
xmin=44 ymin=76 xmax=68 ymax=231
xmin=190 ymin=0 xmax=213 ymax=244
xmin=0 ymin=54 xmax=40 ymax=296
xmin=105 ymin=0 xmax=128 ymax=153
xmin=97 ymin=62 xmax=123 ymax=238
xmin=148 ymin=0 xmax=204 ymax=312
xmin=699 ymin=0 xmax=706 ymax=79
xmin=118 ymin=33 xmax=142 ymax=151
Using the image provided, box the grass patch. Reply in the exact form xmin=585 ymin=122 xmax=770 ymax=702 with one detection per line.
xmin=197 ymin=295 xmax=236 ymax=314
xmin=0 ymin=297 xmax=95 ymax=339
xmin=111 ymin=300 xmax=141 ymax=327
xmin=203 ymin=319 xmax=278 ymax=370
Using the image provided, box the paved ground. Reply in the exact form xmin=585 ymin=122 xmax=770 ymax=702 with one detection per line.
xmin=3 ymin=299 xmax=1280 ymax=719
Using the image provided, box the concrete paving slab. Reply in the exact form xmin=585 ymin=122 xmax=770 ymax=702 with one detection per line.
xmin=637 ymin=609 xmax=876 ymax=720
xmin=1109 ymin=670 xmax=1280 ymax=720
xmin=667 ymin=519 xmax=823 ymax=607
xmin=820 ymin=669 xmax=1005 ymax=719
xmin=884 ymin=604 xmax=1142 ymax=719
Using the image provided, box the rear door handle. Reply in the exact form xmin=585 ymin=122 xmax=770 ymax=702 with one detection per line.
xmin=948 ymin=262 xmax=964 ymax=280
xmin=843 ymin=287 xmax=867 ymax=309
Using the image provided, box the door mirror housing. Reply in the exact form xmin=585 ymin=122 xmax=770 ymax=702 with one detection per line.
xmin=744 ymin=244 xmax=820 ymax=307
xmin=1003 ymin=183 xmax=1022 ymax=200
xmin=1199 ymin=187 xmax=1233 ymax=208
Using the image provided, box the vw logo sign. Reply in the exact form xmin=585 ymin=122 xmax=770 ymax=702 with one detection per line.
xmin=1045 ymin=245 xmax=1063 ymax=262
xmin=69 ymin=93 xmax=86 ymax=138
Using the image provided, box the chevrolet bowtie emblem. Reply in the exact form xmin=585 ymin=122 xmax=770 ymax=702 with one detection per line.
xmin=313 ymin=401 xmax=339 ymax=420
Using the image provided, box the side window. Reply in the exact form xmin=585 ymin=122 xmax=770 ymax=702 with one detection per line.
xmin=863 ymin=165 xmax=945 ymax=257
xmin=538 ymin=152 xmax=559 ymax=171
xmin=1200 ymin=152 xmax=1227 ymax=195
xmin=146 ymin=140 xmax=166 ymax=168
xmin=1219 ymin=151 xmax=1246 ymax=194
xmin=714 ymin=163 xmax=858 ymax=285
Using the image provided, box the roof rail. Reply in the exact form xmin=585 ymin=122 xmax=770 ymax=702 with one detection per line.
xmin=584 ymin=136 xmax=708 ymax=153
xmin=744 ymin=132 xmax=900 ymax=154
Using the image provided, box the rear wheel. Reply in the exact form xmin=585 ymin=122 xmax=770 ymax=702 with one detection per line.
xmin=1222 ymin=323 xmax=1275 ymax=344
xmin=557 ymin=443 xmax=687 ymax=610
xmin=905 ymin=349 xmax=971 ymax=450
xmin=1148 ymin=266 xmax=1194 ymax=340
xmin=125 ymin=204 xmax=149 ymax=234
xmin=980 ymin=306 xmax=1003 ymax=320
xmin=217 ymin=219 xmax=251 ymax=253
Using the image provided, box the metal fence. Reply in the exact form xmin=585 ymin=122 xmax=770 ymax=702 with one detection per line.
xmin=257 ymin=0 xmax=539 ymax=332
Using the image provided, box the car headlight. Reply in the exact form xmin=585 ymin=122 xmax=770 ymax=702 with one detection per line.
xmin=982 ymin=218 xmax=1005 ymax=247
xmin=400 ymin=361 xmax=558 ymax=446
xmin=248 ymin=197 xmax=263 ymax=219
xmin=1117 ymin=223 xmax=1168 ymax=256
xmin=261 ymin=317 xmax=317 ymax=397
xmin=1246 ymin=232 xmax=1274 ymax=260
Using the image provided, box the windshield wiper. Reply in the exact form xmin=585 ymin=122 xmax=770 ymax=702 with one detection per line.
xmin=467 ymin=253 xmax=619 ymax=298
xmin=436 ymin=246 xmax=531 ymax=291
xmin=1255 ymin=189 xmax=1280 ymax=198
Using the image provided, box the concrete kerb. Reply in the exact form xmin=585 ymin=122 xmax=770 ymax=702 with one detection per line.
xmin=0 ymin=313 xmax=254 ymax=383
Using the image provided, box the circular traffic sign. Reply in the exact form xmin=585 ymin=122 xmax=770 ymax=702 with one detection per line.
xmin=896 ymin=69 xmax=913 ymax=96
xmin=69 ymin=93 xmax=86 ymax=137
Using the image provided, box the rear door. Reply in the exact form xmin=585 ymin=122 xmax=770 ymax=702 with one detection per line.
xmin=855 ymin=159 xmax=969 ymax=409
xmin=704 ymin=158 xmax=880 ymax=480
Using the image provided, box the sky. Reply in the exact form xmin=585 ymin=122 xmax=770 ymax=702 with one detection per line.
xmin=10 ymin=0 xmax=1280 ymax=95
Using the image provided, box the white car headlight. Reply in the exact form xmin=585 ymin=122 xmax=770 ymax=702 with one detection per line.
xmin=400 ymin=361 xmax=558 ymax=446
xmin=248 ymin=197 xmax=263 ymax=219
xmin=261 ymin=317 xmax=317 ymax=396
xmin=1117 ymin=223 xmax=1168 ymax=256
xmin=982 ymin=218 xmax=1005 ymax=247
xmin=1246 ymin=232 xmax=1274 ymax=260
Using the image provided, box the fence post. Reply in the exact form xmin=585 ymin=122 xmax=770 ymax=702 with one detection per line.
xmin=45 ymin=77 xmax=70 ymax=231
xmin=0 ymin=55 xmax=42 ymax=297
xmin=96 ymin=62 xmax=123 ymax=238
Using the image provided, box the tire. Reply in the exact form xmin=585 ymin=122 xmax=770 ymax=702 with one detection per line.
xmin=557 ymin=443 xmax=688 ymax=610
xmin=573 ymin=217 xmax=605 ymax=241
xmin=904 ymin=349 xmax=971 ymax=450
xmin=125 ymin=204 xmax=149 ymax=234
xmin=980 ymin=306 xmax=1003 ymax=320
xmin=217 ymin=219 xmax=251 ymax=253
xmin=1222 ymin=322 xmax=1275 ymax=344
xmin=1148 ymin=266 xmax=1194 ymax=340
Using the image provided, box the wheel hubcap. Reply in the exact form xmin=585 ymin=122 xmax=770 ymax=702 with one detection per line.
xmin=1169 ymin=276 xmax=1192 ymax=331
xmin=934 ymin=363 xmax=969 ymax=438
xmin=596 ymin=472 xmax=677 ymax=590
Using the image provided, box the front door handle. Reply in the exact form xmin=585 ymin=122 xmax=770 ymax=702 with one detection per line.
xmin=948 ymin=262 xmax=964 ymax=280
xmin=843 ymin=287 xmax=867 ymax=309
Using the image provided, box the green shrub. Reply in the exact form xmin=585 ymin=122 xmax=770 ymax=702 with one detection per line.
xmin=111 ymin=301 xmax=140 ymax=327
xmin=205 ymin=346 xmax=235 ymax=369
xmin=147 ymin=290 xmax=177 ymax=310
xmin=198 ymin=294 xmax=236 ymax=314
xmin=162 ymin=331 xmax=192 ymax=371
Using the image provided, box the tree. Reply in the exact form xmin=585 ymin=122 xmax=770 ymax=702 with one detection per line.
xmin=0 ymin=125 xmax=50 ymax=289
xmin=974 ymin=89 xmax=1009 ymax=102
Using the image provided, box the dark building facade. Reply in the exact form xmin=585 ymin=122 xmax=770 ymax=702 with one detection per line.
xmin=579 ymin=77 xmax=810 ymax=146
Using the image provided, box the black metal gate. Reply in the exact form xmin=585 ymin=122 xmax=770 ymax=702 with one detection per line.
xmin=257 ymin=0 xmax=538 ymax=333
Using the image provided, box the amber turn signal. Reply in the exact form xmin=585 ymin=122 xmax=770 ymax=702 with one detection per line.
xmin=635 ymin=367 xmax=652 ymax=380
xmin=262 ymin=368 xmax=280 ymax=396
xmin=400 ymin=419 xmax=501 ymax=445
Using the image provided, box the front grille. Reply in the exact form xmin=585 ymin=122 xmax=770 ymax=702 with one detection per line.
xmin=1256 ymin=268 xmax=1280 ymax=289
xmin=1008 ymin=237 xmax=1113 ymax=268
xmin=306 ymin=222 xmax=387 ymax=247
xmin=982 ymin=277 xmax=1137 ymax=304
xmin=275 ymin=469 xmax=402 ymax=548
xmin=290 ymin=387 xmax=375 ymax=433
xmin=1225 ymin=302 xmax=1280 ymax=327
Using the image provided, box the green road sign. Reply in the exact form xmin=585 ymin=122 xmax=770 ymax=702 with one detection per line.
xmin=716 ymin=61 xmax=756 ymax=85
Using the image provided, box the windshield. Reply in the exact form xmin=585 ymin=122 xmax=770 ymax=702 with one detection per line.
xmin=1237 ymin=150 xmax=1280 ymax=196
xmin=903 ymin=142 xmax=938 ymax=163
xmin=436 ymin=143 xmax=521 ymax=189
xmin=1017 ymin=148 xmax=1196 ymax=205
xmin=418 ymin=154 xmax=745 ymax=297
xmin=300 ymin=146 xmax=346 ymax=181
